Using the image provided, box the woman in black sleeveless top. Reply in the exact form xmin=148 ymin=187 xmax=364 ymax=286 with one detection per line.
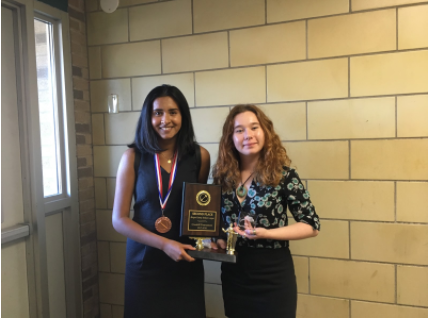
xmin=112 ymin=85 xmax=210 ymax=318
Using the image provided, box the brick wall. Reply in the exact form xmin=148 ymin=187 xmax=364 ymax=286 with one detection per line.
xmin=85 ymin=0 xmax=428 ymax=317
xmin=69 ymin=0 xmax=99 ymax=317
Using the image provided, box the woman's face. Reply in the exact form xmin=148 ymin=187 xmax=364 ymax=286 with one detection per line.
xmin=151 ymin=96 xmax=182 ymax=141
xmin=232 ymin=111 xmax=265 ymax=157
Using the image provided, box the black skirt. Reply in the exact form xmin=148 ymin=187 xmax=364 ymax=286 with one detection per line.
xmin=221 ymin=247 xmax=297 ymax=318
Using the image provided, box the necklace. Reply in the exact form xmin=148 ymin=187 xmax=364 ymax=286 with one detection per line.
xmin=236 ymin=172 xmax=254 ymax=199
xmin=154 ymin=150 xmax=178 ymax=233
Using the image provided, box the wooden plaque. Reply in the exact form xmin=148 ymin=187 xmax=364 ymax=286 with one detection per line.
xmin=180 ymin=182 xmax=222 ymax=237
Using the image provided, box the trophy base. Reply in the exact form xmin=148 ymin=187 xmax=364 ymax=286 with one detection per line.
xmin=188 ymin=248 xmax=237 ymax=263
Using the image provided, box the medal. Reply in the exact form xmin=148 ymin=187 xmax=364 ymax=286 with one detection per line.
xmin=154 ymin=150 xmax=178 ymax=233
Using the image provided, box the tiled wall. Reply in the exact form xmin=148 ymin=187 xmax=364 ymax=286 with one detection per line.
xmin=84 ymin=1 xmax=428 ymax=317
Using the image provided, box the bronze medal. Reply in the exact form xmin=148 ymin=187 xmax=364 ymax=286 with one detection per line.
xmin=155 ymin=216 xmax=172 ymax=233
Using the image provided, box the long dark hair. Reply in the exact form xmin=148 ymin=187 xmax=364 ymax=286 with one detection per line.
xmin=129 ymin=85 xmax=196 ymax=156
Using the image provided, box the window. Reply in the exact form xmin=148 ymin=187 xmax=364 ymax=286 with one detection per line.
xmin=34 ymin=16 xmax=67 ymax=199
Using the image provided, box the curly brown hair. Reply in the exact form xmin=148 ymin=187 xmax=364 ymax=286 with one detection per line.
xmin=212 ymin=104 xmax=291 ymax=191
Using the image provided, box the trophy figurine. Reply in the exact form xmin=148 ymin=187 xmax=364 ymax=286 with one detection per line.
xmin=222 ymin=223 xmax=238 ymax=255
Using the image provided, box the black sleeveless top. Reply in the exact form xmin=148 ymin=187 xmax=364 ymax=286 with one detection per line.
xmin=124 ymin=147 xmax=206 ymax=318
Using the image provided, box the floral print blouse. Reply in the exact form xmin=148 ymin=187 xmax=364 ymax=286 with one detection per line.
xmin=221 ymin=167 xmax=320 ymax=249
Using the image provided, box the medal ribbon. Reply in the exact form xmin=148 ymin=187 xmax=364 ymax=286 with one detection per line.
xmin=154 ymin=150 xmax=178 ymax=212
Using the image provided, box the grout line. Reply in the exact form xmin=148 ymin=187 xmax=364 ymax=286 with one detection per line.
xmin=396 ymin=7 xmax=399 ymax=50
xmin=105 ymin=177 xmax=108 ymax=209
xmin=129 ymin=78 xmax=133 ymax=110
xmin=349 ymin=300 xmax=351 ymax=318
xmin=305 ymin=19 xmax=308 ymax=59
xmin=291 ymin=255 xmax=429 ymax=267
xmin=93 ymin=47 xmax=427 ymax=80
xmin=265 ymin=0 xmax=268 ymax=24
xmin=305 ymin=102 xmax=308 ymax=140
xmin=348 ymin=221 xmax=352 ymax=259
xmin=191 ymin=0 xmax=194 ymax=34
xmin=227 ymin=31 xmax=231 ymax=68
xmin=102 ymin=113 xmax=106 ymax=145
xmin=394 ymin=182 xmax=397 ymax=222
xmin=395 ymin=96 xmax=398 ymax=137
xmin=348 ymin=140 xmax=351 ymax=179
xmin=265 ymin=65 xmax=268 ymax=103
xmin=348 ymin=57 xmax=351 ymax=97
xmin=193 ymin=72 xmax=197 ymax=107
xmin=127 ymin=8 xmax=130 ymax=42
xmin=349 ymin=0 xmax=352 ymax=12
xmin=394 ymin=265 xmax=398 ymax=304
xmin=159 ymin=40 xmax=163 ymax=74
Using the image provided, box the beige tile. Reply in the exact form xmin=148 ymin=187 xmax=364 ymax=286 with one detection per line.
xmin=284 ymin=141 xmax=349 ymax=179
xmin=297 ymin=295 xmax=349 ymax=318
xmin=203 ymin=260 xmax=221 ymax=284
xmin=308 ymin=181 xmax=395 ymax=221
xmin=100 ymin=303 xmax=112 ymax=318
xmin=352 ymin=0 xmax=426 ymax=11
xmin=88 ymin=47 xmax=101 ymax=79
xmin=105 ymin=112 xmax=140 ymax=145
xmin=195 ymin=67 xmax=266 ymax=106
xmin=202 ymin=143 xmax=219 ymax=179
xmin=268 ymin=58 xmax=348 ymax=102
xmin=92 ymin=114 xmax=105 ymax=145
xmin=101 ymin=41 xmax=161 ymax=78
xmin=190 ymin=107 xmax=230 ymax=143
xmin=95 ymin=178 xmax=107 ymax=209
xmin=99 ymin=273 xmax=125 ymax=305
xmin=258 ymin=103 xmax=306 ymax=140
xmin=351 ymin=301 xmax=428 ymax=318
xmin=94 ymin=146 xmax=128 ymax=177
xmin=194 ymin=0 xmax=265 ymax=33
xmin=267 ymin=0 xmax=349 ymax=23
xmin=397 ymin=182 xmax=428 ymax=223
xmin=111 ymin=305 xmax=124 ymax=318
xmin=399 ymin=5 xmax=428 ymax=49
xmin=310 ymin=258 xmax=395 ymax=302
xmin=110 ymin=242 xmax=126 ymax=274
xmin=292 ymin=256 xmax=309 ymax=293
xmin=162 ymin=32 xmax=228 ymax=73
xmin=309 ymin=10 xmax=396 ymax=58
xmin=107 ymin=178 xmax=116 ymax=209
xmin=87 ymin=10 xmax=128 ymax=46
xmin=397 ymin=94 xmax=428 ymax=137
xmin=118 ymin=0 xmax=155 ymax=7
xmin=96 ymin=210 xmax=127 ymax=242
xmin=350 ymin=50 xmax=428 ymax=97
xmin=129 ymin=0 xmax=192 ymax=41
xmin=308 ymin=97 xmax=395 ymax=139
xmin=90 ymin=79 xmax=131 ymax=113
xmin=132 ymin=73 xmax=195 ymax=110
xmin=351 ymin=222 xmax=427 ymax=265
xmin=97 ymin=241 xmax=110 ymax=272
xmin=230 ymin=22 xmax=306 ymax=67
xmin=397 ymin=265 xmax=428 ymax=306
xmin=204 ymin=284 xmax=226 ymax=318
xmin=290 ymin=220 xmax=349 ymax=258
xmin=351 ymin=139 xmax=428 ymax=180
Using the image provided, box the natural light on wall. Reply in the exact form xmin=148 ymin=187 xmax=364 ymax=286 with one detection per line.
xmin=34 ymin=18 xmax=62 ymax=197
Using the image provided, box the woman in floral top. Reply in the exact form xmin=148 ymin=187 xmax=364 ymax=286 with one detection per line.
xmin=212 ymin=104 xmax=320 ymax=318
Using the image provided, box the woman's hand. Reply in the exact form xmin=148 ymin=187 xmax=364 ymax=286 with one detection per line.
xmin=233 ymin=223 xmax=267 ymax=240
xmin=210 ymin=239 xmax=226 ymax=250
xmin=162 ymin=240 xmax=196 ymax=262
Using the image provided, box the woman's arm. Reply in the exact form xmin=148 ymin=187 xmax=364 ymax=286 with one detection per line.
xmin=198 ymin=146 xmax=211 ymax=183
xmin=112 ymin=148 xmax=195 ymax=262
xmin=235 ymin=222 xmax=318 ymax=241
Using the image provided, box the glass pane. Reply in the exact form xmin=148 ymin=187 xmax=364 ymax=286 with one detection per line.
xmin=34 ymin=19 xmax=62 ymax=197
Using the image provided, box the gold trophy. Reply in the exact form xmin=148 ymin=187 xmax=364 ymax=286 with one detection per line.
xmin=222 ymin=223 xmax=238 ymax=255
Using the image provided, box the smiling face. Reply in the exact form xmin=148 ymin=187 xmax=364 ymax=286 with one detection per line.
xmin=232 ymin=111 xmax=265 ymax=157
xmin=151 ymin=96 xmax=182 ymax=142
